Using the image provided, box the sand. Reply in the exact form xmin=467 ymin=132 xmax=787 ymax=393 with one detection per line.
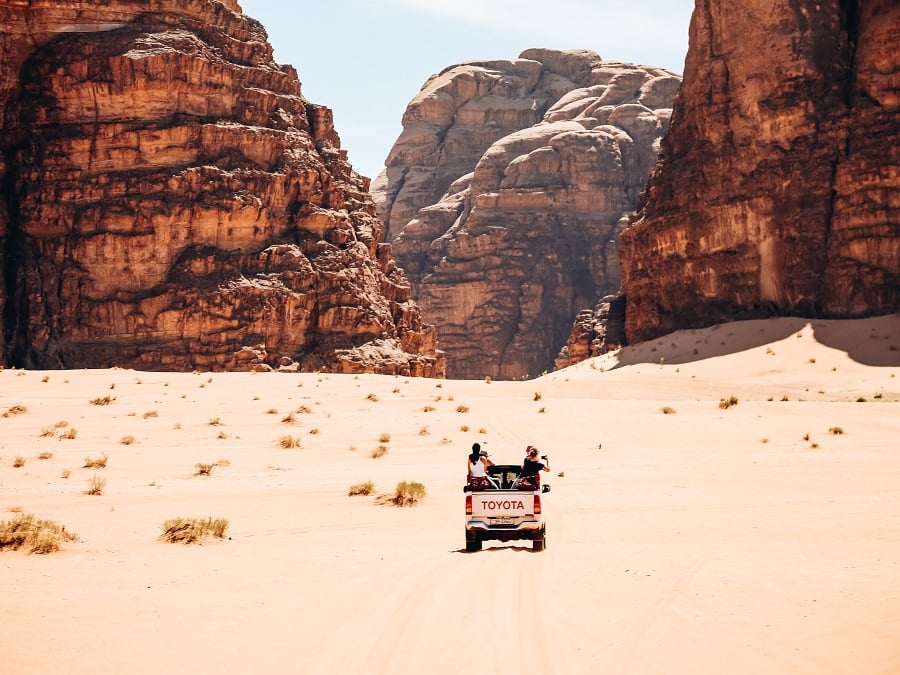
xmin=1 ymin=315 xmax=899 ymax=674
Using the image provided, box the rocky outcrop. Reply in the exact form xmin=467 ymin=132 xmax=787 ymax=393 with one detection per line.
xmin=0 ymin=0 xmax=444 ymax=375
xmin=621 ymin=0 xmax=900 ymax=343
xmin=554 ymin=294 xmax=626 ymax=370
xmin=375 ymin=49 xmax=679 ymax=379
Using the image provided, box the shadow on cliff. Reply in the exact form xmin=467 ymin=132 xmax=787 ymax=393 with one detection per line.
xmin=607 ymin=315 xmax=900 ymax=370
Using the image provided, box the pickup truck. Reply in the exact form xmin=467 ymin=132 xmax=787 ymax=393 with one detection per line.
xmin=464 ymin=464 xmax=550 ymax=552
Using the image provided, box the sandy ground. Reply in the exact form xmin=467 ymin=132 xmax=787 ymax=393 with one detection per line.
xmin=1 ymin=315 xmax=899 ymax=675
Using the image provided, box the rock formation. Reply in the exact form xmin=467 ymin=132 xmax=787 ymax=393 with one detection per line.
xmin=621 ymin=0 xmax=899 ymax=343
xmin=375 ymin=49 xmax=679 ymax=379
xmin=0 ymin=0 xmax=444 ymax=375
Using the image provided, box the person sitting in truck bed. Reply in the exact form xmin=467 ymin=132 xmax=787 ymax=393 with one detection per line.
xmin=515 ymin=446 xmax=549 ymax=490
xmin=467 ymin=443 xmax=494 ymax=490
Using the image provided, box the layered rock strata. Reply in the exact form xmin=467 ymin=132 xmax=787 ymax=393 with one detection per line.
xmin=621 ymin=0 xmax=900 ymax=343
xmin=0 ymin=0 xmax=444 ymax=375
xmin=375 ymin=49 xmax=679 ymax=379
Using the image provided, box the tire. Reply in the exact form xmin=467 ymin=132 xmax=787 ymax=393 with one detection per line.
xmin=465 ymin=531 xmax=482 ymax=552
xmin=532 ymin=528 xmax=546 ymax=552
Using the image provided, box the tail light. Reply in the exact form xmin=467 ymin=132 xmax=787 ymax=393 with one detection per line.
xmin=533 ymin=495 xmax=541 ymax=515
xmin=466 ymin=495 xmax=473 ymax=515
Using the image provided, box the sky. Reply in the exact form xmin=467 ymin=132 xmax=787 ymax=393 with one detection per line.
xmin=239 ymin=0 xmax=695 ymax=181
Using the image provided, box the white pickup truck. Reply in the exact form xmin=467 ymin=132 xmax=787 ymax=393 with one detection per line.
xmin=464 ymin=464 xmax=550 ymax=552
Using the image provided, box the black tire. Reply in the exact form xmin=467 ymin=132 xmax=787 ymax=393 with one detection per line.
xmin=465 ymin=531 xmax=482 ymax=552
xmin=532 ymin=528 xmax=546 ymax=552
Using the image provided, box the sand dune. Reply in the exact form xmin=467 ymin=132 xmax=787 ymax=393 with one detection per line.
xmin=1 ymin=316 xmax=898 ymax=674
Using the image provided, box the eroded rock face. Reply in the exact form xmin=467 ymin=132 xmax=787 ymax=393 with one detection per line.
xmin=376 ymin=49 xmax=679 ymax=379
xmin=621 ymin=0 xmax=900 ymax=343
xmin=0 ymin=0 xmax=444 ymax=375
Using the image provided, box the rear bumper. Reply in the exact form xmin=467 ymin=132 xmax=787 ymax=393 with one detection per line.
xmin=466 ymin=519 xmax=543 ymax=541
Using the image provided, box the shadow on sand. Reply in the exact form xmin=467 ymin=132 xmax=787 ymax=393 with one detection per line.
xmin=608 ymin=315 xmax=900 ymax=370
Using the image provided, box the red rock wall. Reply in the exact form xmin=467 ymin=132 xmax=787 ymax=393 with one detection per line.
xmin=621 ymin=0 xmax=899 ymax=343
xmin=0 ymin=0 xmax=444 ymax=375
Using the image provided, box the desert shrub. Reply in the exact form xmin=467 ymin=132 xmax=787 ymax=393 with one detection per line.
xmin=281 ymin=412 xmax=296 ymax=424
xmin=874 ymin=392 xmax=883 ymax=399
xmin=456 ymin=405 xmax=469 ymax=413
xmin=308 ymin=428 xmax=319 ymax=435
xmin=266 ymin=408 xmax=279 ymax=415
xmin=38 ymin=451 xmax=53 ymax=460
xmin=195 ymin=463 xmax=215 ymax=476
xmin=533 ymin=392 xmax=542 ymax=401
xmin=40 ymin=427 xmax=55 ymax=437
xmin=54 ymin=420 xmax=69 ymax=428
xmin=379 ymin=433 xmax=391 ymax=443
xmin=856 ymin=397 xmax=866 ymax=402
xmin=85 ymin=474 xmax=106 ymax=495
xmin=459 ymin=425 xmax=469 ymax=432
xmin=388 ymin=481 xmax=426 ymax=507
xmin=366 ymin=393 xmax=379 ymax=402
xmin=660 ymin=406 xmax=677 ymax=414
xmin=58 ymin=428 xmax=77 ymax=440
xmin=208 ymin=417 xmax=222 ymax=426
xmin=61 ymin=469 xmax=71 ymax=479
xmin=143 ymin=410 xmax=158 ymax=419
xmin=348 ymin=481 xmax=375 ymax=496
xmin=484 ymin=376 xmax=492 ymax=384
xmin=89 ymin=396 xmax=115 ymax=406
xmin=828 ymin=427 xmax=845 ymax=435
xmin=538 ymin=407 xmax=546 ymax=413
xmin=422 ymin=406 xmax=436 ymax=413
xmin=4 ymin=404 xmax=28 ymax=416
xmin=83 ymin=453 xmax=108 ymax=469
xmin=419 ymin=426 xmax=430 ymax=436
xmin=371 ymin=445 xmax=388 ymax=459
xmin=277 ymin=435 xmax=301 ymax=449
xmin=478 ymin=427 xmax=487 ymax=434
xmin=120 ymin=435 xmax=136 ymax=445
xmin=718 ymin=396 xmax=739 ymax=409
xmin=296 ymin=405 xmax=312 ymax=414
xmin=13 ymin=456 xmax=25 ymax=468
xmin=0 ymin=513 xmax=78 ymax=554
xmin=159 ymin=517 xmax=229 ymax=544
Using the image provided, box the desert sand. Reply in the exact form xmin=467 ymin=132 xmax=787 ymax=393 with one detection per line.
xmin=1 ymin=315 xmax=899 ymax=674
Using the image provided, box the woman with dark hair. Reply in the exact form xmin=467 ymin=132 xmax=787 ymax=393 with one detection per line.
xmin=467 ymin=442 xmax=492 ymax=490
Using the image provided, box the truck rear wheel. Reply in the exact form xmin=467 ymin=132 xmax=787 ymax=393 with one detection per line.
xmin=465 ymin=531 xmax=482 ymax=552
xmin=532 ymin=527 xmax=546 ymax=552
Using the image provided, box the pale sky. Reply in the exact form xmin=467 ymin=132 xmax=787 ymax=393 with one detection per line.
xmin=239 ymin=0 xmax=695 ymax=180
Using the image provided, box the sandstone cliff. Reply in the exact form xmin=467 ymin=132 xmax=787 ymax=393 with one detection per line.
xmin=375 ymin=49 xmax=679 ymax=379
xmin=621 ymin=0 xmax=899 ymax=343
xmin=0 ymin=0 xmax=444 ymax=375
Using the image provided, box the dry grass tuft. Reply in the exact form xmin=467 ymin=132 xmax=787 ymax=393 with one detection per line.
xmin=533 ymin=392 xmax=542 ymax=401
xmin=281 ymin=412 xmax=296 ymax=424
xmin=718 ymin=395 xmax=739 ymax=409
xmin=266 ymin=408 xmax=279 ymax=415
xmin=194 ymin=463 xmax=215 ymax=476
xmin=418 ymin=426 xmax=430 ymax=436
xmin=58 ymin=428 xmax=77 ymax=440
xmin=3 ymin=404 xmax=28 ymax=417
xmin=296 ymin=405 xmax=312 ymax=414
xmin=208 ymin=417 xmax=222 ymax=426
xmin=40 ymin=427 xmax=55 ymax=437
xmin=120 ymin=435 xmax=136 ymax=445
xmin=61 ymin=469 xmax=71 ymax=479
xmin=159 ymin=517 xmax=229 ymax=544
xmin=456 ymin=405 xmax=470 ymax=413
xmin=379 ymin=433 xmax=392 ymax=443
xmin=0 ymin=513 xmax=78 ymax=554
xmin=85 ymin=474 xmax=106 ymax=495
xmin=54 ymin=420 xmax=69 ymax=428
xmin=371 ymin=445 xmax=389 ymax=459
xmin=422 ymin=405 xmax=436 ymax=413
xmin=379 ymin=481 xmax=426 ymax=507
xmin=660 ymin=406 xmax=677 ymax=415
xmin=143 ymin=410 xmax=158 ymax=419
xmin=38 ymin=451 xmax=53 ymax=460
xmin=459 ymin=425 xmax=469 ymax=432
xmin=348 ymin=481 xmax=375 ymax=496
xmin=13 ymin=456 xmax=25 ymax=468
xmin=484 ymin=376 xmax=492 ymax=384
xmin=83 ymin=453 xmax=108 ymax=469
xmin=277 ymin=435 xmax=301 ymax=449
xmin=89 ymin=395 xmax=116 ymax=406
xmin=828 ymin=426 xmax=845 ymax=435
xmin=366 ymin=393 xmax=379 ymax=402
